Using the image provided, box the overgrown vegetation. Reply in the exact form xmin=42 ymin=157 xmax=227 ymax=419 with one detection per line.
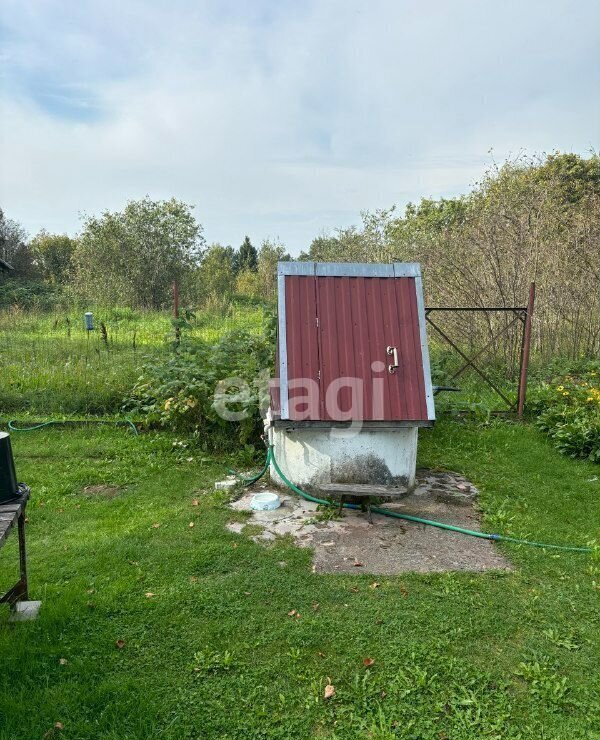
xmin=3 ymin=153 xmax=599 ymax=362
xmin=530 ymin=362 xmax=600 ymax=462
xmin=126 ymin=327 xmax=274 ymax=451
xmin=0 ymin=304 xmax=265 ymax=415
xmin=301 ymin=152 xmax=600 ymax=364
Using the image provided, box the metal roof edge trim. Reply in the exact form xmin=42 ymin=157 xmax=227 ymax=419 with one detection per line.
xmin=277 ymin=261 xmax=421 ymax=278
xmin=414 ymin=274 xmax=436 ymax=421
xmin=277 ymin=271 xmax=290 ymax=419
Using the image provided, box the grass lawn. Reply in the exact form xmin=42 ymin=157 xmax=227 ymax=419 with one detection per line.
xmin=0 ymin=421 xmax=598 ymax=739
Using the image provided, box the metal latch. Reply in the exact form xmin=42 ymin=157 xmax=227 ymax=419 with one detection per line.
xmin=386 ymin=346 xmax=399 ymax=374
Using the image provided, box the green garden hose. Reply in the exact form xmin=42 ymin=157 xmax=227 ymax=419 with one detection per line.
xmin=8 ymin=419 xmax=139 ymax=436
xmin=226 ymin=454 xmax=272 ymax=486
xmin=233 ymin=446 xmax=594 ymax=554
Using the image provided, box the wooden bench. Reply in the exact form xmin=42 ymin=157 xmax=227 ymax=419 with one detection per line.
xmin=0 ymin=486 xmax=39 ymax=620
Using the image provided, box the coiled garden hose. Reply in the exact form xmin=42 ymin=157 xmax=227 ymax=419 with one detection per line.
xmin=231 ymin=445 xmax=594 ymax=554
xmin=7 ymin=419 xmax=139 ymax=436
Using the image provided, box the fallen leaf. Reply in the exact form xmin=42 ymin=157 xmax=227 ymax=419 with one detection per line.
xmin=151 ymin=523 xmax=160 ymax=529
xmin=58 ymin=658 xmax=68 ymax=665
xmin=54 ymin=722 xmax=64 ymax=730
xmin=86 ymin=588 xmax=95 ymax=594
xmin=192 ymin=499 xmax=199 ymax=506
xmin=24 ymin=517 xmax=29 ymax=523
xmin=288 ymin=609 xmax=297 ymax=616
xmin=115 ymin=639 xmax=125 ymax=649
xmin=190 ymin=576 xmax=198 ymax=583
xmin=188 ymin=521 xmax=195 ymax=528
xmin=370 ymin=582 xmax=380 ymax=589
xmin=232 ymin=542 xmax=238 ymax=548
xmin=380 ymin=690 xmax=387 ymax=699
xmin=145 ymin=592 xmax=155 ymax=598
xmin=400 ymin=586 xmax=409 ymax=598
xmin=312 ymin=602 xmax=320 ymax=611
xmin=296 ymin=613 xmax=302 ymax=619
xmin=244 ymin=591 xmax=251 ymax=596
xmin=324 ymin=684 xmax=336 ymax=700
xmin=349 ymin=586 xmax=360 ymax=593
xmin=362 ymin=657 xmax=375 ymax=667
xmin=318 ymin=651 xmax=326 ymax=658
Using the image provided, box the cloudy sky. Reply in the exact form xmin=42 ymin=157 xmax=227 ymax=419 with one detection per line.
xmin=1 ymin=0 xmax=598 ymax=254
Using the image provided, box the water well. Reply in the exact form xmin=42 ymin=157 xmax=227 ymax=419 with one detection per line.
xmin=267 ymin=262 xmax=435 ymax=494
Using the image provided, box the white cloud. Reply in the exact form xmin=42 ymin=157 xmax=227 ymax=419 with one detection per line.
xmin=1 ymin=0 xmax=599 ymax=252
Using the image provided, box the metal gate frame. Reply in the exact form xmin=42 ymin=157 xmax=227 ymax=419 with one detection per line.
xmin=425 ymin=283 xmax=535 ymax=417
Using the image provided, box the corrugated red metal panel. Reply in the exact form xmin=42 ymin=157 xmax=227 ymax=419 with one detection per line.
xmin=281 ymin=271 xmax=430 ymax=422
xmin=285 ymin=274 xmax=320 ymax=420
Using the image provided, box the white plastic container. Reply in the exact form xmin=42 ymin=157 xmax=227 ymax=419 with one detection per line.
xmin=250 ymin=492 xmax=281 ymax=511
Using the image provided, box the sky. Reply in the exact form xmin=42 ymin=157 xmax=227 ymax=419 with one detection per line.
xmin=1 ymin=0 xmax=599 ymax=255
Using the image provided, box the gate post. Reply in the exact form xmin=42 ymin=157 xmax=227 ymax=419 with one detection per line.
xmin=517 ymin=282 xmax=535 ymax=417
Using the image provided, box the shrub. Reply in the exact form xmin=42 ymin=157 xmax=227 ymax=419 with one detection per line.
xmin=529 ymin=364 xmax=600 ymax=462
xmin=125 ymin=329 xmax=274 ymax=452
xmin=0 ymin=278 xmax=66 ymax=310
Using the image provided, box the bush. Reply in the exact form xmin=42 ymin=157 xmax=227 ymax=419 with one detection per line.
xmin=529 ymin=364 xmax=600 ymax=462
xmin=0 ymin=278 xmax=66 ymax=310
xmin=125 ymin=329 xmax=274 ymax=452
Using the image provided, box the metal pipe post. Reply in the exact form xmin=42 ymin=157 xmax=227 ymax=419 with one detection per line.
xmin=517 ymin=282 xmax=535 ymax=417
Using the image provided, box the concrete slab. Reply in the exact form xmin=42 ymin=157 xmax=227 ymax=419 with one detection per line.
xmin=215 ymin=477 xmax=238 ymax=491
xmin=8 ymin=600 xmax=42 ymax=621
xmin=227 ymin=469 xmax=512 ymax=575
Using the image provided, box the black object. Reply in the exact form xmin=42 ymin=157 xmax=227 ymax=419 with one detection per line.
xmin=0 ymin=432 xmax=19 ymax=502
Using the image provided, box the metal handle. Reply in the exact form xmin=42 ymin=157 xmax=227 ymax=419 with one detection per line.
xmin=386 ymin=346 xmax=399 ymax=374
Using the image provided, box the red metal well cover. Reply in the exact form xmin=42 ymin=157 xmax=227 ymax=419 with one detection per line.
xmin=274 ymin=263 xmax=434 ymax=423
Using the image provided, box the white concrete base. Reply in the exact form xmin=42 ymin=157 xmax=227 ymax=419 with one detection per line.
xmin=9 ymin=600 xmax=42 ymax=622
xmin=269 ymin=425 xmax=418 ymax=489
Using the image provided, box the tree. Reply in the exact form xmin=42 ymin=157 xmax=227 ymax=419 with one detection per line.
xmin=0 ymin=209 xmax=35 ymax=277
xmin=302 ymin=152 xmax=600 ymax=361
xmin=30 ymin=231 xmax=77 ymax=284
xmin=234 ymin=236 xmax=258 ymax=273
xmin=197 ymin=243 xmax=236 ymax=304
xmin=256 ymin=239 xmax=290 ymax=300
xmin=300 ymin=208 xmax=397 ymax=263
xmin=74 ymin=197 xmax=204 ymax=309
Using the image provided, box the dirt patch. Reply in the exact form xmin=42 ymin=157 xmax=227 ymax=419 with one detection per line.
xmin=82 ymin=484 xmax=123 ymax=499
xmin=227 ymin=469 xmax=512 ymax=575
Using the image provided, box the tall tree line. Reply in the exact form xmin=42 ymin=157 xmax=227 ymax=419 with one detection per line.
xmin=301 ymin=153 xmax=600 ymax=362
xmin=2 ymin=152 xmax=598 ymax=360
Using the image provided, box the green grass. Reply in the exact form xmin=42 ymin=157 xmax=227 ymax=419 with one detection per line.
xmin=0 ymin=421 xmax=598 ymax=738
xmin=0 ymin=304 xmax=266 ymax=414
